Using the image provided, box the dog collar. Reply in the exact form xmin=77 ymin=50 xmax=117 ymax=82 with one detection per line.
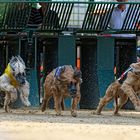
xmin=3 ymin=64 xmax=19 ymax=88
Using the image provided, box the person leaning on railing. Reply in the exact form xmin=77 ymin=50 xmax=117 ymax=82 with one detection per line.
xmin=39 ymin=2 xmax=60 ymax=28
xmin=109 ymin=0 xmax=140 ymax=31
xmin=108 ymin=0 xmax=136 ymax=37
xmin=109 ymin=0 xmax=129 ymax=30
xmin=28 ymin=2 xmax=43 ymax=27
xmin=28 ymin=1 xmax=60 ymax=28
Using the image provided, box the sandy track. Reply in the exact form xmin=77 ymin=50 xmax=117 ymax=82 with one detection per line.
xmin=0 ymin=109 xmax=140 ymax=140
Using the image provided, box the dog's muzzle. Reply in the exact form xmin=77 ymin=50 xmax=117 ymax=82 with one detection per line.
xmin=15 ymin=73 xmax=26 ymax=85
xmin=68 ymin=82 xmax=77 ymax=98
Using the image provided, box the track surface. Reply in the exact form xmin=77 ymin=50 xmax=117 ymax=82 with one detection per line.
xmin=0 ymin=109 xmax=140 ymax=140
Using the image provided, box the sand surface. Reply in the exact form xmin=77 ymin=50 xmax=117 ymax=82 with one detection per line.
xmin=0 ymin=109 xmax=140 ymax=140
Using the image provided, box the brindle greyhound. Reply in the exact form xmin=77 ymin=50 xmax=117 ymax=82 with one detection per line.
xmin=41 ymin=65 xmax=82 ymax=117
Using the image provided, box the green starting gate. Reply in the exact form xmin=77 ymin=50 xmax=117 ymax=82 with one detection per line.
xmin=0 ymin=0 xmax=140 ymax=109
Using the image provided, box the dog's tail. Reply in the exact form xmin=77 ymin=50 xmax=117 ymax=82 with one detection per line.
xmin=41 ymin=99 xmax=47 ymax=112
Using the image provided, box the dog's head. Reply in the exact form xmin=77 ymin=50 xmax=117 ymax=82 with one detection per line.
xmin=54 ymin=65 xmax=82 ymax=98
xmin=130 ymin=62 xmax=140 ymax=73
xmin=68 ymin=67 xmax=82 ymax=98
xmin=73 ymin=67 xmax=82 ymax=83
xmin=9 ymin=56 xmax=26 ymax=85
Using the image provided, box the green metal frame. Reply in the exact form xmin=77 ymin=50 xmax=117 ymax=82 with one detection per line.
xmin=122 ymin=4 xmax=140 ymax=32
xmin=0 ymin=1 xmax=140 ymax=34
xmin=0 ymin=2 xmax=32 ymax=31
xmin=41 ymin=2 xmax=74 ymax=32
xmin=0 ymin=0 xmax=139 ymax=108
xmin=82 ymin=3 xmax=115 ymax=32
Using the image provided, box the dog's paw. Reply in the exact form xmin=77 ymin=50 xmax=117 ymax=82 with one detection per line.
xmin=91 ymin=111 xmax=96 ymax=115
xmin=56 ymin=112 xmax=62 ymax=116
xmin=92 ymin=110 xmax=101 ymax=115
xmin=135 ymin=106 xmax=140 ymax=111
xmin=113 ymin=112 xmax=121 ymax=116
xmin=71 ymin=111 xmax=77 ymax=117
xmin=4 ymin=106 xmax=10 ymax=113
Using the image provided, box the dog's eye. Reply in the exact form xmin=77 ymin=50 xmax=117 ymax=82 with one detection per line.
xmin=22 ymin=72 xmax=26 ymax=76
xmin=18 ymin=73 xmax=22 ymax=76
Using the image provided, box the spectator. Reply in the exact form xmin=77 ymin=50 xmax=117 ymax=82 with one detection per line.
xmin=28 ymin=2 xmax=60 ymax=28
xmin=108 ymin=0 xmax=139 ymax=37
xmin=109 ymin=0 xmax=129 ymax=29
xmin=28 ymin=3 xmax=43 ymax=27
xmin=39 ymin=2 xmax=60 ymax=28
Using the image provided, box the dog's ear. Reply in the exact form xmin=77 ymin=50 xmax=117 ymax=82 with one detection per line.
xmin=130 ymin=62 xmax=140 ymax=72
xmin=74 ymin=66 xmax=78 ymax=71
xmin=61 ymin=66 xmax=66 ymax=73
xmin=73 ymin=67 xmax=82 ymax=79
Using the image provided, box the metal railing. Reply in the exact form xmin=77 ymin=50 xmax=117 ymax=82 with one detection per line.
xmin=0 ymin=1 xmax=139 ymax=34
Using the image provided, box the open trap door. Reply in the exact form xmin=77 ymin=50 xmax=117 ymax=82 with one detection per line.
xmin=37 ymin=35 xmax=76 ymax=109
xmin=0 ymin=40 xmax=7 ymax=107
xmin=0 ymin=37 xmax=19 ymax=108
xmin=115 ymin=37 xmax=137 ymax=110
xmin=38 ymin=37 xmax=58 ymax=76
xmin=78 ymin=37 xmax=99 ymax=109
xmin=0 ymin=41 xmax=7 ymax=75
xmin=37 ymin=37 xmax=58 ymax=108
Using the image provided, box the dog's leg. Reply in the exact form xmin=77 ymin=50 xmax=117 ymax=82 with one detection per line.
xmin=54 ymin=95 xmax=62 ymax=116
xmin=95 ymin=94 xmax=114 ymax=115
xmin=41 ymin=94 xmax=51 ymax=112
xmin=52 ymin=86 xmax=63 ymax=116
xmin=71 ymin=83 xmax=81 ymax=117
xmin=61 ymin=97 xmax=65 ymax=111
xmin=41 ymin=84 xmax=54 ymax=112
xmin=3 ymin=84 xmax=17 ymax=112
xmin=121 ymin=84 xmax=140 ymax=111
xmin=71 ymin=94 xmax=81 ymax=117
xmin=4 ymin=93 xmax=11 ymax=113
xmin=95 ymin=81 xmax=120 ymax=115
xmin=113 ymin=94 xmax=119 ymax=115
xmin=114 ymin=93 xmax=128 ymax=115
